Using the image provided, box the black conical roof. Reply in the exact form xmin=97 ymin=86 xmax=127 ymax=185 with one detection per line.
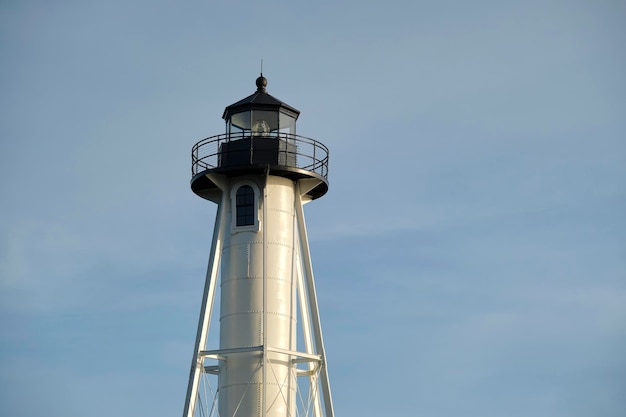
xmin=222 ymin=75 xmax=300 ymax=120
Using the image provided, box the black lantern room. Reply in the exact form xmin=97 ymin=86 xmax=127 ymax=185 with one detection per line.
xmin=191 ymin=75 xmax=329 ymax=201
xmin=223 ymin=75 xmax=299 ymax=137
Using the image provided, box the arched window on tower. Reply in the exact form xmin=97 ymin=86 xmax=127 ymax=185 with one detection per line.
xmin=235 ymin=185 xmax=255 ymax=226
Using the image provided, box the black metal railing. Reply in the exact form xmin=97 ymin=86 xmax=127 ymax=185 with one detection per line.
xmin=191 ymin=133 xmax=329 ymax=179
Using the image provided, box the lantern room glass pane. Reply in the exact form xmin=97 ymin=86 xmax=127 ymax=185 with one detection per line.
xmin=230 ymin=111 xmax=251 ymax=131
xmin=279 ymin=112 xmax=296 ymax=135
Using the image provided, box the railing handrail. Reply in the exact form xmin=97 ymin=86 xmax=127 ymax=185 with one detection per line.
xmin=191 ymin=132 xmax=329 ymax=180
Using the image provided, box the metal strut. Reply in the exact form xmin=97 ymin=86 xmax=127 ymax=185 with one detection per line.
xmin=183 ymin=182 xmax=228 ymax=417
xmin=294 ymin=182 xmax=335 ymax=417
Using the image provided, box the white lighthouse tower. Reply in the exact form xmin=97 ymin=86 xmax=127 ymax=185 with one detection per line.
xmin=182 ymin=75 xmax=334 ymax=417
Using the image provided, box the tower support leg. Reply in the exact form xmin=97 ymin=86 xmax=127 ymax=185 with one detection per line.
xmin=183 ymin=191 xmax=227 ymax=417
xmin=294 ymin=183 xmax=335 ymax=417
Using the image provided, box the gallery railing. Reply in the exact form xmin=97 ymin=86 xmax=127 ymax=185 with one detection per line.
xmin=192 ymin=132 xmax=329 ymax=180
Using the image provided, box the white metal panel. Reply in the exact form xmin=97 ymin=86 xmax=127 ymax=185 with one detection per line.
xmin=218 ymin=176 xmax=297 ymax=417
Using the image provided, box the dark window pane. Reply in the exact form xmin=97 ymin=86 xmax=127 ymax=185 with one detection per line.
xmin=236 ymin=186 xmax=255 ymax=226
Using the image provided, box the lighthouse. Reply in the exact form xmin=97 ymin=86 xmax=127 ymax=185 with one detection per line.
xmin=183 ymin=75 xmax=335 ymax=417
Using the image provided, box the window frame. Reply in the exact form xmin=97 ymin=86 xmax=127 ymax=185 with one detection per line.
xmin=230 ymin=181 xmax=260 ymax=232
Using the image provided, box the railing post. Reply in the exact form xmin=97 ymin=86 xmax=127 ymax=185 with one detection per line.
xmin=249 ymin=134 xmax=254 ymax=165
xmin=313 ymin=142 xmax=316 ymax=175
xmin=192 ymin=144 xmax=197 ymax=176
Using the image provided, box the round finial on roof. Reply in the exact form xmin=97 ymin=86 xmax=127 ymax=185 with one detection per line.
xmin=256 ymin=74 xmax=267 ymax=92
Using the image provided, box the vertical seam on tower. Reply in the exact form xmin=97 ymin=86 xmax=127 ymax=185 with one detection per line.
xmin=246 ymin=242 xmax=251 ymax=278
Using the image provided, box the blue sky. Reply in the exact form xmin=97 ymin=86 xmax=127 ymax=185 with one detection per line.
xmin=1 ymin=1 xmax=624 ymax=416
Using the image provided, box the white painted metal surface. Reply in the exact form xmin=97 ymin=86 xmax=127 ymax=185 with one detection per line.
xmin=183 ymin=173 xmax=334 ymax=417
